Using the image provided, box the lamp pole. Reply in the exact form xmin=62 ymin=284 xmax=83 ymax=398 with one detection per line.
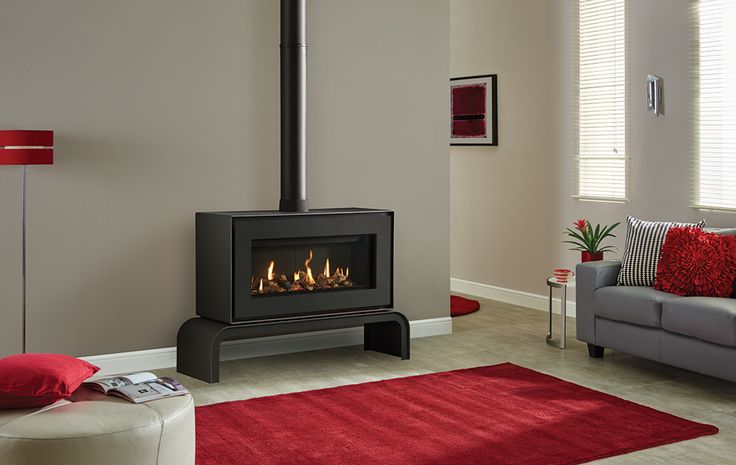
xmin=21 ymin=165 xmax=27 ymax=353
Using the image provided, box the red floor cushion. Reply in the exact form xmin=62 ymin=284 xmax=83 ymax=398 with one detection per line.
xmin=0 ymin=353 xmax=99 ymax=409
xmin=451 ymin=295 xmax=480 ymax=317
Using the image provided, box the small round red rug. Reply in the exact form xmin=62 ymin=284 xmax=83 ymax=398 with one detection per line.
xmin=450 ymin=295 xmax=480 ymax=317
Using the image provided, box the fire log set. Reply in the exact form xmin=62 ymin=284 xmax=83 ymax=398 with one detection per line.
xmin=251 ymin=250 xmax=354 ymax=295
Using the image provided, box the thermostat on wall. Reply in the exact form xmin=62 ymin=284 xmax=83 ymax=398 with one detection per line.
xmin=647 ymin=74 xmax=664 ymax=116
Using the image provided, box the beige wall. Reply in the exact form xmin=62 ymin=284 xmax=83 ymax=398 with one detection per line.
xmin=0 ymin=0 xmax=450 ymax=357
xmin=450 ymin=0 xmax=564 ymax=294
xmin=452 ymin=0 xmax=736 ymax=297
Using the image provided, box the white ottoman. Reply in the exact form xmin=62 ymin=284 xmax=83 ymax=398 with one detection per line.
xmin=0 ymin=387 xmax=195 ymax=465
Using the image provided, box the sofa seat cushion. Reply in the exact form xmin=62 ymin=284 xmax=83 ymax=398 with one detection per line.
xmin=594 ymin=286 xmax=681 ymax=328
xmin=662 ymin=297 xmax=736 ymax=347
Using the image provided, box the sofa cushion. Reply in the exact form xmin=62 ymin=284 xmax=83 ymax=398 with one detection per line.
xmin=662 ymin=297 xmax=736 ymax=347
xmin=654 ymin=227 xmax=736 ymax=297
xmin=617 ymin=216 xmax=705 ymax=287
xmin=708 ymin=228 xmax=736 ymax=298
xmin=594 ymin=286 xmax=681 ymax=328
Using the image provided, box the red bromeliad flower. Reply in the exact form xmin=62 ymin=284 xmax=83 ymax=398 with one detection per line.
xmin=564 ymin=218 xmax=620 ymax=254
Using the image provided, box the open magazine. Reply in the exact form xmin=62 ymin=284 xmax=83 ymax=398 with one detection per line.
xmin=83 ymin=372 xmax=189 ymax=404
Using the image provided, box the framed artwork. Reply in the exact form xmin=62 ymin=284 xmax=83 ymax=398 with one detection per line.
xmin=449 ymin=74 xmax=497 ymax=146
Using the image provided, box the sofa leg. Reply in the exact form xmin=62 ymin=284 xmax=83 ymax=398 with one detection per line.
xmin=587 ymin=344 xmax=605 ymax=358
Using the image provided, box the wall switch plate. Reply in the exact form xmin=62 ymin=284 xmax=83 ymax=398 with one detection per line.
xmin=647 ymin=74 xmax=664 ymax=116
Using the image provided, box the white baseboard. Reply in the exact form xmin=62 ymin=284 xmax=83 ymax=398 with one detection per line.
xmin=451 ymin=277 xmax=576 ymax=317
xmin=82 ymin=347 xmax=177 ymax=378
xmin=82 ymin=316 xmax=452 ymax=377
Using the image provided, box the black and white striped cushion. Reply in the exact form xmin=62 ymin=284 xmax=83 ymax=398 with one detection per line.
xmin=617 ymin=216 xmax=706 ymax=287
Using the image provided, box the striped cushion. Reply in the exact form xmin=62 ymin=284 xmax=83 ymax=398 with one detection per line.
xmin=617 ymin=216 xmax=706 ymax=287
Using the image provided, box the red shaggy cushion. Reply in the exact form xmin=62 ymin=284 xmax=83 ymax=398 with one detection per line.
xmin=0 ymin=354 xmax=99 ymax=409
xmin=654 ymin=227 xmax=736 ymax=297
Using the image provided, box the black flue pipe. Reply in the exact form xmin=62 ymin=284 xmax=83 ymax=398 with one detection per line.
xmin=279 ymin=0 xmax=308 ymax=212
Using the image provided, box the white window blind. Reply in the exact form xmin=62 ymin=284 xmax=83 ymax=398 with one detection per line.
xmin=577 ymin=0 xmax=628 ymax=201
xmin=695 ymin=0 xmax=736 ymax=211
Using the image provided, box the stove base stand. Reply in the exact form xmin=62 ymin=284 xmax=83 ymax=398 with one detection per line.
xmin=177 ymin=311 xmax=410 ymax=383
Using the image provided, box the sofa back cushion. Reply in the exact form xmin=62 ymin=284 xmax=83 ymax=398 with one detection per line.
xmin=661 ymin=297 xmax=736 ymax=347
xmin=705 ymin=227 xmax=736 ymax=236
xmin=654 ymin=227 xmax=736 ymax=297
xmin=617 ymin=216 xmax=705 ymax=287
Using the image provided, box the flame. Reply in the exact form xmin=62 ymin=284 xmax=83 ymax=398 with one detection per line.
xmin=305 ymin=250 xmax=315 ymax=285
xmin=254 ymin=253 xmax=349 ymax=292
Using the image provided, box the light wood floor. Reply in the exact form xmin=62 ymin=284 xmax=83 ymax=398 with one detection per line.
xmin=160 ymin=297 xmax=736 ymax=464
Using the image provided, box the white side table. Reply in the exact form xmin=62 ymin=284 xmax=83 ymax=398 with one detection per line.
xmin=546 ymin=277 xmax=574 ymax=349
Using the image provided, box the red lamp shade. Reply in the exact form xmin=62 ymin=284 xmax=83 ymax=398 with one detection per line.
xmin=0 ymin=130 xmax=54 ymax=165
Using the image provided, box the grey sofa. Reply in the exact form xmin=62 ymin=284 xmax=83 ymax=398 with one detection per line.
xmin=577 ymin=260 xmax=736 ymax=382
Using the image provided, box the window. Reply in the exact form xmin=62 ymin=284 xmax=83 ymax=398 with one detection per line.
xmin=695 ymin=0 xmax=736 ymax=210
xmin=576 ymin=0 xmax=628 ymax=201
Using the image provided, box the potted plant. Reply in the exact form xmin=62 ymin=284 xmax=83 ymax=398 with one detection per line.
xmin=564 ymin=219 xmax=620 ymax=262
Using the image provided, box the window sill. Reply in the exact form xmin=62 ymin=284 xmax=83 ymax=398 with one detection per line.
xmin=572 ymin=195 xmax=629 ymax=204
xmin=692 ymin=204 xmax=736 ymax=214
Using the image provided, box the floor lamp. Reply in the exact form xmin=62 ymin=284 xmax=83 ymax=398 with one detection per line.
xmin=0 ymin=130 xmax=54 ymax=354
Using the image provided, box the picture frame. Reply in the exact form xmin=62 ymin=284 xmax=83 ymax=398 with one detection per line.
xmin=449 ymin=74 xmax=498 ymax=146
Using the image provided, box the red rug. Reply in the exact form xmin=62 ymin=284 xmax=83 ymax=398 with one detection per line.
xmin=451 ymin=295 xmax=480 ymax=316
xmin=195 ymin=363 xmax=717 ymax=465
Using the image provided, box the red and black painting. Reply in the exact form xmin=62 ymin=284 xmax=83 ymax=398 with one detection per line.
xmin=450 ymin=74 xmax=497 ymax=146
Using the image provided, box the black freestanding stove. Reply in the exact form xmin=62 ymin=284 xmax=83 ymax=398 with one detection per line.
xmin=176 ymin=0 xmax=409 ymax=383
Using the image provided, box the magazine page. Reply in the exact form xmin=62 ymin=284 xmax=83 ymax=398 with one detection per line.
xmin=111 ymin=377 xmax=189 ymax=404
xmin=83 ymin=372 xmax=158 ymax=394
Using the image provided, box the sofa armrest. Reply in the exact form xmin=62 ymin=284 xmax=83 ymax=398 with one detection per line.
xmin=575 ymin=260 xmax=621 ymax=344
